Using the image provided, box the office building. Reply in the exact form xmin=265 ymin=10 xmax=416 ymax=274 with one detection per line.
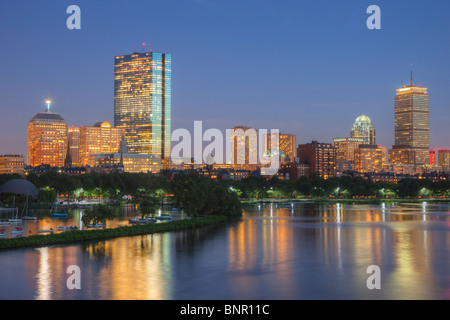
xmin=429 ymin=149 xmax=436 ymax=165
xmin=263 ymin=133 xmax=296 ymax=164
xmin=77 ymin=121 xmax=123 ymax=167
xmin=0 ymin=155 xmax=25 ymax=175
xmin=230 ymin=126 xmax=259 ymax=171
xmin=389 ymin=75 xmax=429 ymax=165
xmin=333 ymin=137 xmax=364 ymax=172
xmin=27 ymin=100 xmax=68 ymax=167
xmin=114 ymin=48 xmax=171 ymax=160
xmin=438 ymin=149 xmax=450 ymax=173
xmin=354 ymin=144 xmax=385 ymax=173
xmin=350 ymin=115 xmax=376 ymax=145
xmin=297 ymin=141 xmax=336 ymax=179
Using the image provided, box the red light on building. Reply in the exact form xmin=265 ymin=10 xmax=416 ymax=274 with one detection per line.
xmin=429 ymin=149 xmax=436 ymax=165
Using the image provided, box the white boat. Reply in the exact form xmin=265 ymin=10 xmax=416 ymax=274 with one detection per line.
xmin=87 ymin=223 xmax=106 ymax=229
xmin=58 ymin=226 xmax=78 ymax=231
xmin=22 ymin=216 xmax=38 ymax=221
xmin=12 ymin=227 xmax=24 ymax=235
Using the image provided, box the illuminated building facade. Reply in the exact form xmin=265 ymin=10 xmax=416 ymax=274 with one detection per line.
xmin=354 ymin=144 xmax=385 ymax=173
xmin=350 ymin=115 xmax=376 ymax=145
xmin=27 ymin=101 xmax=68 ymax=167
xmin=230 ymin=126 xmax=259 ymax=171
xmin=429 ymin=149 xmax=436 ymax=165
xmin=68 ymin=127 xmax=80 ymax=167
xmin=389 ymin=80 xmax=429 ymax=165
xmin=333 ymin=137 xmax=364 ymax=172
xmin=438 ymin=149 xmax=450 ymax=173
xmin=263 ymin=133 xmax=296 ymax=164
xmin=114 ymin=49 xmax=171 ymax=160
xmin=91 ymin=153 xmax=162 ymax=174
xmin=297 ymin=141 xmax=336 ymax=179
xmin=0 ymin=155 xmax=25 ymax=175
xmin=77 ymin=121 xmax=123 ymax=167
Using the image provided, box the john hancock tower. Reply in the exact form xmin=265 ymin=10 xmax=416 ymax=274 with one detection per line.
xmin=114 ymin=45 xmax=171 ymax=162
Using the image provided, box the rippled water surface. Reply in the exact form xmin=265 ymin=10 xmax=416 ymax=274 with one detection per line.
xmin=0 ymin=201 xmax=449 ymax=300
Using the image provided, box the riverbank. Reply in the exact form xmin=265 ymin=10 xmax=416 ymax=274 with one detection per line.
xmin=241 ymin=197 xmax=450 ymax=205
xmin=0 ymin=215 xmax=229 ymax=250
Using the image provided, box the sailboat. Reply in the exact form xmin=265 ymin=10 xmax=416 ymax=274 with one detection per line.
xmin=49 ymin=196 xmax=68 ymax=218
xmin=21 ymin=194 xmax=37 ymax=221
xmin=8 ymin=197 xmax=22 ymax=223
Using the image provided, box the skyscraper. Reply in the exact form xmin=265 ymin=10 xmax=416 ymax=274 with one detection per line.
xmin=114 ymin=48 xmax=171 ymax=161
xmin=389 ymin=74 xmax=429 ymax=165
xmin=230 ymin=126 xmax=259 ymax=171
xmin=350 ymin=115 xmax=376 ymax=145
xmin=27 ymin=100 xmax=68 ymax=167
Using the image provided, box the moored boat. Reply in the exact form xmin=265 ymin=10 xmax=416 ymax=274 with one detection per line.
xmin=155 ymin=216 xmax=173 ymax=221
xmin=49 ymin=213 xmax=68 ymax=218
xmin=22 ymin=216 xmax=38 ymax=221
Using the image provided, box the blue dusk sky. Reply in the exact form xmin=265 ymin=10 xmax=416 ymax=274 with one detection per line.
xmin=0 ymin=0 xmax=449 ymax=157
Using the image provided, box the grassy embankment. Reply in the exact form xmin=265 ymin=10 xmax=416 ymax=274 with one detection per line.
xmin=0 ymin=215 xmax=228 ymax=250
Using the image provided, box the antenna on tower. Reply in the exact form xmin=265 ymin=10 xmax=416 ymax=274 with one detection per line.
xmin=142 ymin=42 xmax=146 ymax=53
xmin=410 ymin=64 xmax=413 ymax=86
xmin=149 ymin=43 xmax=152 ymax=52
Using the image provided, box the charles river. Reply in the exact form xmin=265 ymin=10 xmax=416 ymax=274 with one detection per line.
xmin=0 ymin=201 xmax=449 ymax=300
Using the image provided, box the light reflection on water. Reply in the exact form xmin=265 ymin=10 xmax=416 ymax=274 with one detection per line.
xmin=0 ymin=202 xmax=449 ymax=300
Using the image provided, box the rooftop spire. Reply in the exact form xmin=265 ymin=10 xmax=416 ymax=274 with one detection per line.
xmin=45 ymin=99 xmax=52 ymax=112
xmin=411 ymin=64 xmax=413 ymax=86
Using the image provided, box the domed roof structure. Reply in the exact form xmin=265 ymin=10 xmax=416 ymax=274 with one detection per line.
xmin=0 ymin=179 xmax=39 ymax=199
xmin=355 ymin=114 xmax=372 ymax=124
xmin=351 ymin=114 xmax=376 ymax=145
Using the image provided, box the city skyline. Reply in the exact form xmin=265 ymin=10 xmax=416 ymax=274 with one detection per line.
xmin=0 ymin=1 xmax=449 ymax=157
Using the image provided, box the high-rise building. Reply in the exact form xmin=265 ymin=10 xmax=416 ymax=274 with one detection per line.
xmin=0 ymin=155 xmax=25 ymax=175
xmin=354 ymin=144 xmax=385 ymax=173
xmin=389 ymin=75 xmax=429 ymax=165
xmin=230 ymin=126 xmax=259 ymax=171
xmin=27 ymin=100 xmax=68 ymax=167
xmin=114 ymin=48 xmax=171 ymax=161
xmin=297 ymin=141 xmax=336 ymax=179
xmin=77 ymin=121 xmax=123 ymax=167
xmin=437 ymin=149 xmax=450 ymax=173
xmin=68 ymin=127 xmax=80 ymax=167
xmin=350 ymin=115 xmax=376 ymax=145
xmin=263 ymin=133 xmax=297 ymax=164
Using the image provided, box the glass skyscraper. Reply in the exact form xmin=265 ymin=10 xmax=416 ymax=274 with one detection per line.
xmin=389 ymin=82 xmax=429 ymax=165
xmin=114 ymin=50 xmax=171 ymax=160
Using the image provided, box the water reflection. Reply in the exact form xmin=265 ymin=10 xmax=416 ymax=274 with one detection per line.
xmin=35 ymin=247 xmax=51 ymax=300
xmin=0 ymin=202 xmax=449 ymax=299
